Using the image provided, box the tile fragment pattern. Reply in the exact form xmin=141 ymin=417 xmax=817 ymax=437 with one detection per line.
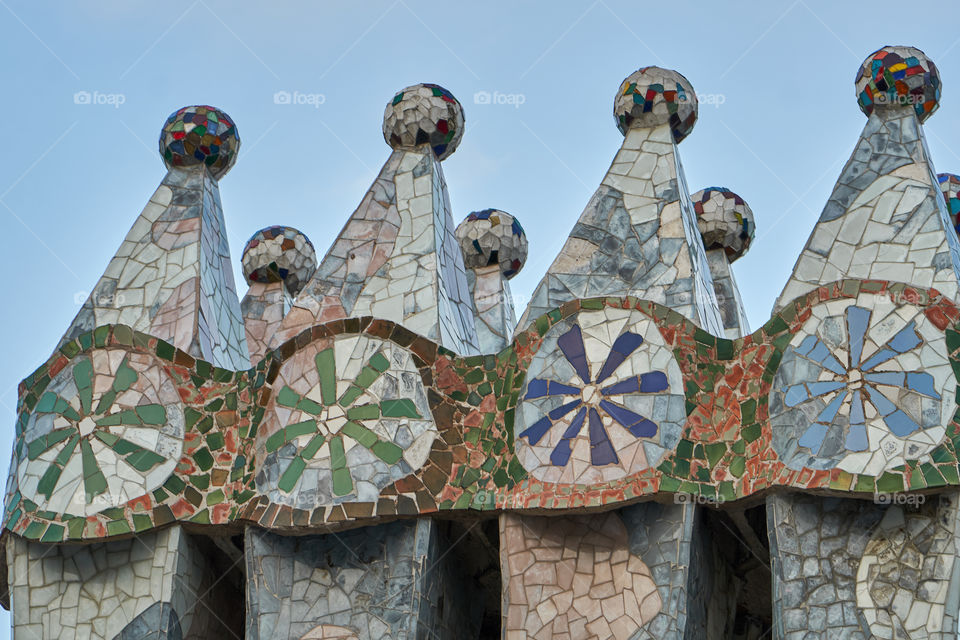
xmin=61 ymin=164 xmax=250 ymax=370
xmin=619 ymin=502 xmax=698 ymax=638
xmin=245 ymin=520 xmax=481 ymax=639
xmin=242 ymin=281 xmax=290 ymax=365
xmin=705 ymin=248 xmax=750 ymax=340
xmin=241 ymin=225 xmax=316 ymax=364
xmin=6 ymin=526 xmax=241 ymax=639
xmin=279 ymin=148 xmax=480 ymax=355
xmin=115 ymin=601 xmax=182 ymax=639
xmin=7 ymin=283 xmax=960 ymax=542
xmin=7 ymin=322 xmax=256 ymax=543
xmin=856 ymin=495 xmax=959 ymax=639
xmin=777 ymin=72 xmax=960 ymax=310
xmin=299 ymin=625 xmax=359 ymax=639
xmin=768 ymin=492 xmax=960 ymax=639
xmin=691 ymin=186 xmax=754 ymax=339
xmin=455 ymin=209 xmax=527 ymax=353
xmin=517 ymin=120 xmax=724 ymax=336
xmin=500 ymin=512 xmax=661 ymax=639
xmin=11 ymin=44 xmax=960 ymax=640
xmin=465 ymin=264 xmax=517 ymax=353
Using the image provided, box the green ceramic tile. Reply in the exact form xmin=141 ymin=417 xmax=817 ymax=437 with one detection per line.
xmin=23 ymin=521 xmax=46 ymax=540
xmin=106 ymin=519 xmax=131 ymax=536
xmin=276 ymin=386 xmax=301 ymax=408
xmin=206 ymin=432 xmax=225 ymax=451
xmin=371 ymin=440 xmax=403 ymax=464
xmin=342 ymin=421 xmax=378 ymax=448
xmin=380 ymin=399 xmax=420 ymax=418
xmin=346 ymin=404 xmax=379 ymax=420
xmin=135 ymin=404 xmax=166 ymax=425
xmin=80 ymin=440 xmax=107 ymax=498
xmin=278 ymin=457 xmax=306 ymax=492
xmin=300 ymin=433 xmax=326 ymax=459
xmin=194 ymin=447 xmax=214 ymax=471
xmin=875 ymin=472 xmax=904 ymax=494
xmin=729 ymin=456 xmax=745 ymax=478
xmin=133 ymin=514 xmax=153 ymax=532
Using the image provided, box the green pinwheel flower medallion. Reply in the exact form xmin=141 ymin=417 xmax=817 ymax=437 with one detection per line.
xmin=258 ymin=334 xmax=436 ymax=508
xmin=16 ymin=349 xmax=184 ymax=517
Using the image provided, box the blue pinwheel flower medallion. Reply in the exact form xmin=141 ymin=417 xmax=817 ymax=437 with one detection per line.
xmin=515 ymin=309 xmax=686 ymax=484
xmin=770 ymin=299 xmax=955 ymax=475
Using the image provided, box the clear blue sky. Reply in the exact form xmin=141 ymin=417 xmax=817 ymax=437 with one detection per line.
xmin=2 ymin=1 xmax=960 ymax=635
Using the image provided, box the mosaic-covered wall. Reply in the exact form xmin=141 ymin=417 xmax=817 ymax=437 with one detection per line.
xmin=6 ymin=45 xmax=960 ymax=639
xmin=246 ymin=519 xmax=481 ymax=639
xmin=7 ymin=525 xmax=241 ymax=638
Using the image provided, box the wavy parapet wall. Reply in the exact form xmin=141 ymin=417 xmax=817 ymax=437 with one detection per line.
xmin=7 ymin=45 xmax=960 ymax=640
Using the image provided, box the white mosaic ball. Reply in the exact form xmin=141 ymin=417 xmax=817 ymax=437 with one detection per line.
xmin=691 ymin=187 xmax=755 ymax=262
xmin=241 ymin=226 xmax=317 ymax=296
xmin=614 ymin=67 xmax=698 ymax=142
xmin=382 ymin=83 xmax=464 ymax=160
xmin=454 ymin=209 xmax=528 ymax=279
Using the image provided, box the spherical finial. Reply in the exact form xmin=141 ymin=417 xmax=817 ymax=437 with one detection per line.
xmin=455 ymin=209 xmax=528 ymax=279
xmin=855 ymin=46 xmax=940 ymax=123
xmin=614 ymin=67 xmax=698 ymax=142
xmin=382 ymin=83 xmax=464 ymax=160
xmin=937 ymin=174 xmax=960 ymax=233
xmin=159 ymin=105 xmax=240 ymax=179
xmin=242 ymin=226 xmax=317 ymax=296
xmin=691 ymin=187 xmax=755 ymax=262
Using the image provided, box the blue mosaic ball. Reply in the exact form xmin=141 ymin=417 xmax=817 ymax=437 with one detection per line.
xmin=159 ymin=105 xmax=240 ymax=180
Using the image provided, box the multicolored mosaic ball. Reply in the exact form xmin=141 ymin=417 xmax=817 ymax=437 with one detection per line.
xmin=455 ymin=209 xmax=528 ymax=279
xmin=937 ymin=173 xmax=960 ymax=233
xmin=382 ymin=83 xmax=464 ymax=160
xmin=691 ymin=187 xmax=755 ymax=262
xmin=159 ymin=105 xmax=240 ymax=179
xmin=855 ymin=46 xmax=940 ymax=123
xmin=242 ymin=226 xmax=317 ymax=296
xmin=614 ymin=67 xmax=698 ymax=142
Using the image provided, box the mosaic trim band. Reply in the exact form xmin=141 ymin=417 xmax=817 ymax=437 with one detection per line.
xmin=7 ymin=279 xmax=959 ymax=542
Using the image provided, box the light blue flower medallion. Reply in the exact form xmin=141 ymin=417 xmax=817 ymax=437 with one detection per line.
xmin=769 ymin=296 xmax=955 ymax=474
